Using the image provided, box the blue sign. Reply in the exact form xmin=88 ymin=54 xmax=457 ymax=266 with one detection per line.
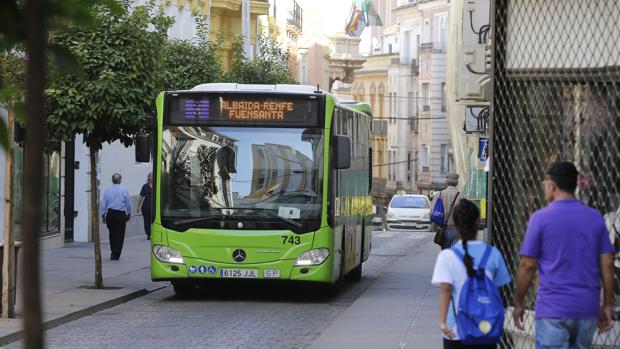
xmin=188 ymin=265 xmax=197 ymax=274
xmin=198 ymin=265 xmax=207 ymax=274
xmin=207 ymin=266 xmax=216 ymax=274
xmin=479 ymin=138 xmax=489 ymax=162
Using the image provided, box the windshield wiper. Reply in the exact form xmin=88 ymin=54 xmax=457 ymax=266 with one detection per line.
xmin=169 ymin=215 xmax=222 ymax=227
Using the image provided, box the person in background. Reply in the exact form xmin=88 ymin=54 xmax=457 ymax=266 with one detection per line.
xmin=431 ymin=172 xmax=462 ymax=249
xmin=514 ymin=161 xmax=614 ymax=349
xmin=101 ymin=173 xmax=132 ymax=260
xmin=432 ymin=199 xmax=511 ymax=348
xmin=137 ymin=172 xmax=153 ymax=240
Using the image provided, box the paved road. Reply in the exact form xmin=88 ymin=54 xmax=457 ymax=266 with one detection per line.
xmin=6 ymin=230 xmax=432 ymax=349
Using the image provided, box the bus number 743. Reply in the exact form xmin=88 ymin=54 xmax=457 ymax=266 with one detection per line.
xmin=282 ymin=236 xmax=301 ymax=245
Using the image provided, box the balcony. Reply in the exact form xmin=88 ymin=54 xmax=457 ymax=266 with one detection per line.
xmin=372 ymin=119 xmax=388 ymax=136
xmin=420 ymin=42 xmax=447 ymax=52
xmin=286 ymin=1 xmax=303 ymax=34
xmin=420 ymin=42 xmax=433 ymax=51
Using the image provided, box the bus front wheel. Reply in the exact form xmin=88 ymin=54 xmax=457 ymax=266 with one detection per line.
xmin=172 ymin=280 xmax=195 ymax=298
xmin=345 ymin=263 xmax=362 ymax=282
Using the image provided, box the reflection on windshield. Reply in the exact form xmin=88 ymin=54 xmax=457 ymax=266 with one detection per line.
xmin=161 ymin=127 xmax=324 ymax=224
xmin=390 ymin=196 xmax=429 ymax=209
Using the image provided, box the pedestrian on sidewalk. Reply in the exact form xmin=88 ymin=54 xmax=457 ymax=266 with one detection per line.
xmin=514 ymin=161 xmax=615 ymax=349
xmin=101 ymin=173 xmax=132 ymax=260
xmin=137 ymin=172 xmax=153 ymax=240
xmin=431 ymin=172 xmax=462 ymax=249
xmin=432 ymin=199 xmax=511 ymax=349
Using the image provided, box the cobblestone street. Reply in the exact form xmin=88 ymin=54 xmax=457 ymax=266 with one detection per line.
xmin=5 ymin=230 xmax=436 ymax=349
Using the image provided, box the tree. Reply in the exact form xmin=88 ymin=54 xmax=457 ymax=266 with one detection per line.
xmin=161 ymin=17 xmax=224 ymax=90
xmin=46 ymin=2 xmax=172 ymax=289
xmin=226 ymin=35 xmax=297 ymax=85
xmin=1 ymin=0 xmax=120 ymax=347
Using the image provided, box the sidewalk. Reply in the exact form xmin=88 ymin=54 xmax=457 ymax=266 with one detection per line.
xmin=311 ymin=236 xmax=442 ymax=349
xmin=0 ymin=226 xmax=165 ymax=346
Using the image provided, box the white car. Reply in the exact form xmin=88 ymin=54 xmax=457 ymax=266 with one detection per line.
xmin=386 ymin=194 xmax=431 ymax=231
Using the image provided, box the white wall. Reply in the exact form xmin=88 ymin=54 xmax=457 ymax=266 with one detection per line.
xmin=98 ymin=141 xmax=152 ymax=200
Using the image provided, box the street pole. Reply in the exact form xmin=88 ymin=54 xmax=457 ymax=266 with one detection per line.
xmin=2 ymin=109 xmax=15 ymax=318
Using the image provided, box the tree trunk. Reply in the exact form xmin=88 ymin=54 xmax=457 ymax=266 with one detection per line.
xmin=2 ymin=110 xmax=15 ymax=319
xmin=22 ymin=0 xmax=47 ymax=346
xmin=90 ymin=146 xmax=103 ymax=289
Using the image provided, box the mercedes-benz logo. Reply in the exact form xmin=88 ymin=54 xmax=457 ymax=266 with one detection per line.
xmin=232 ymin=249 xmax=246 ymax=263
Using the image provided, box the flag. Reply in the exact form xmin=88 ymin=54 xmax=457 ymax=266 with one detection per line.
xmin=345 ymin=0 xmax=383 ymax=37
xmin=363 ymin=0 xmax=383 ymax=26
xmin=345 ymin=4 xmax=366 ymax=37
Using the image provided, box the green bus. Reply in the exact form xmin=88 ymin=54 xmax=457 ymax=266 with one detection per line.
xmin=141 ymin=84 xmax=372 ymax=296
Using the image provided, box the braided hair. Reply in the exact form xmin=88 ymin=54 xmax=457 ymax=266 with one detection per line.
xmin=452 ymin=199 xmax=480 ymax=277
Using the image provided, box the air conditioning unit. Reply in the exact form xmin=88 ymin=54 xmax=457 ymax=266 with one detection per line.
xmin=457 ymin=0 xmax=491 ymax=102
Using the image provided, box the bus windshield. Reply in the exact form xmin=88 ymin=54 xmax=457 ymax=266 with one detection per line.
xmin=160 ymin=126 xmax=324 ymax=231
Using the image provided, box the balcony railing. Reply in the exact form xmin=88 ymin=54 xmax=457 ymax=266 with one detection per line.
xmin=287 ymin=2 xmax=303 ymax=31
xmin=420 ymin=42 xmax=433 ymax=50
xmin=420 ymin=41 xmax=447 ymax=52
xmin=372 ymin=119 xmax=388 ymax=136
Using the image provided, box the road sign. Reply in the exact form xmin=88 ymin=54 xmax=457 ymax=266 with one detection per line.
xmin=479 ymin=138 xmax=488 ymax=162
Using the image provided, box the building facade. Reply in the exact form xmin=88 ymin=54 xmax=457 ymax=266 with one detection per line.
xmin=412 ymin=0 xmax=451 ymax=193
xmin=158 ymin=0 xmax=270 ymax=70
xmin=352 ymin=53 xmax=394 ymax=204
xmin=263 ymin=0 xmax=303 ymax=79
xmin=445 ymin=0 xmax=490 ymax=201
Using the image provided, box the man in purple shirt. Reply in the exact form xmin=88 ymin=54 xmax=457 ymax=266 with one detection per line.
xmin=514 ymin=162 xmax=615 ymax=349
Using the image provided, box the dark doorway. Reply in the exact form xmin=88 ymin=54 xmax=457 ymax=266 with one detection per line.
xmin=64 ymin=138 xmax=75 ymax=242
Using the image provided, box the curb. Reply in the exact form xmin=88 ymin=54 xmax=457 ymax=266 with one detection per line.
xmin=0 ymin=285 xmax=167 ymax=346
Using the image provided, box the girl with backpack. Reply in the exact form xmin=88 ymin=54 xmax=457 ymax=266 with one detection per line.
xmin=431 ymin=200 xmax=512 ymax=348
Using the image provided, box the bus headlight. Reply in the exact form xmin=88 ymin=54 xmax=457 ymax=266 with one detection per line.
xmin=153 ymin=245 xmax=184 ymax=264
xmin=295 ymin=248 xmax=330 ymax=266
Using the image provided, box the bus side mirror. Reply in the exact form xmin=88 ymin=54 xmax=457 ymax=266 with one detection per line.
xmin=135 ymin=134 xmax=150 ymax=163
xmin=333 ymin=134 xmax=351 ymax=169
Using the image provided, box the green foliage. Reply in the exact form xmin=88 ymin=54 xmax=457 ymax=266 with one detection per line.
xmin=0 ymin=49 xmax=26 ymax=115
xmin=161 ymin=17 xmax=224 ymax=91
xmin=0 ymin=0 xmax=121 ymax=150
xmin=226 ymin=35 xmax=297 ymax=85
xmin=46 ymin=1 xmax=173 ymax=150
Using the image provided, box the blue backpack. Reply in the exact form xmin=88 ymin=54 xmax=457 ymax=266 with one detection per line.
xmin=451 ymin=246 xmax=504 ymax=345
xmin=431 ymin=192 xmax=460 ymax=226
xmin=430 ymin=196 xmax=446 ymax=225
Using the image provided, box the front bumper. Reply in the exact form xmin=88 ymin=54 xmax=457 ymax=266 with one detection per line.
xmin=386 ymin=220 xmax=431 ymax=231
xmin=151 ymin=254 xmax=334 ymax=283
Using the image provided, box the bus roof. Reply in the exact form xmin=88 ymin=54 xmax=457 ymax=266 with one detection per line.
xmin=339 ymin=100 xmax=372 ymax=116
xmin=191 ymin=83 xmax=323 ymax=95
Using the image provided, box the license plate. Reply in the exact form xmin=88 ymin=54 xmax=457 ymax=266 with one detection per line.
xmin=219 ymin=268 xmax=258 ymax=279
xmin=264 ymin=269 xmax=281 ymax=278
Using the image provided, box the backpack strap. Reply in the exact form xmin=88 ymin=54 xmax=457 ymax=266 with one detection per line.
xmin=451 ymin=247 xmax=464 ymax=261
xmin=478 ymin=245 xmax=493 ymax=271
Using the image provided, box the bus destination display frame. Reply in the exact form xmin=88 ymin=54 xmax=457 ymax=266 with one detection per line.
xmin=164 ymin=92 xmax=323 ymax=128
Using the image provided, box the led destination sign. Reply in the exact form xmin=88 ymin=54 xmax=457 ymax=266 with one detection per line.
xmin=167 ymin=93 xmax=319 ymax=127
xmin=221 ymin=100 xmax=294 ymax=121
